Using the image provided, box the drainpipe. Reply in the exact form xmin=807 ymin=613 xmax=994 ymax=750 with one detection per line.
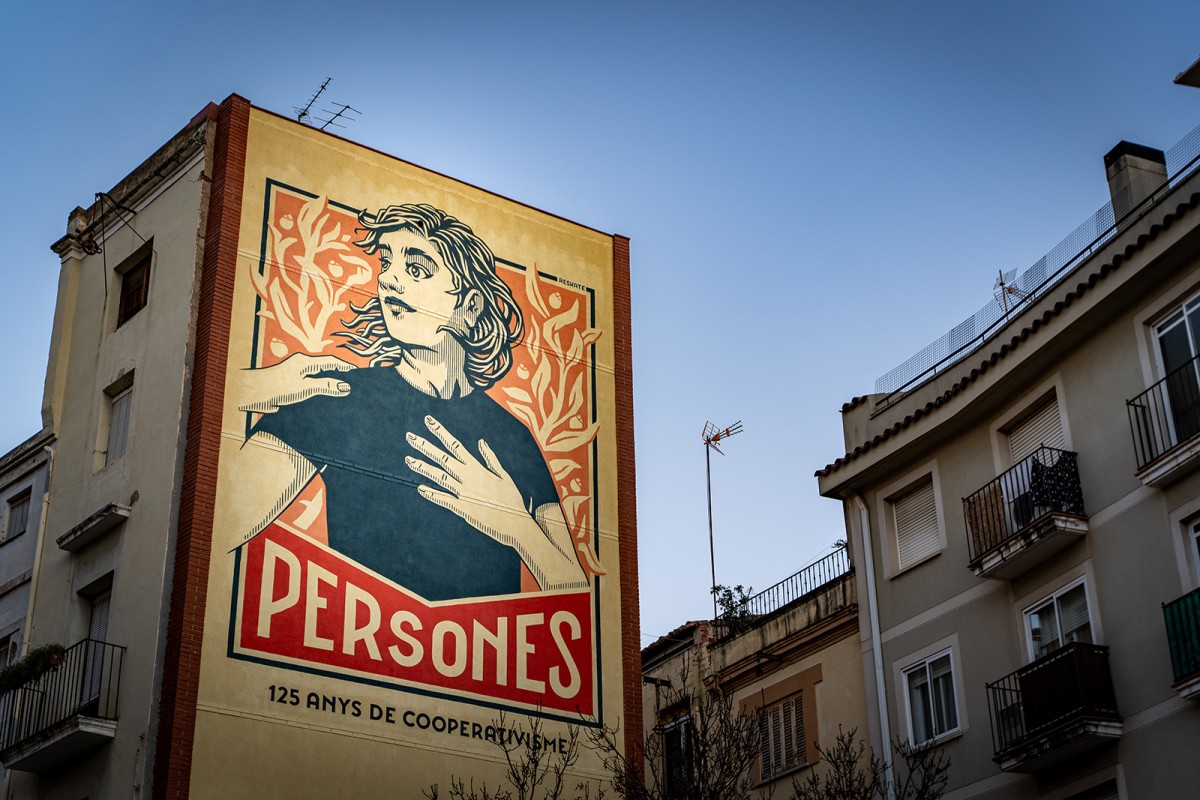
xmin=853 ymin=494 xmax=895 ymax=800
xmin=21 ymin=444 xmax=55 ymax=651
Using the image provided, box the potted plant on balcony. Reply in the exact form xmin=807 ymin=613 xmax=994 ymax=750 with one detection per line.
xmin=0 ymin=643 xmax=66 ymax=695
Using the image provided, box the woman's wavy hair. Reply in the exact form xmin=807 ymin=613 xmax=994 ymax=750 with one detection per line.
xmin=337 ymin=203 xmax=524 ymax=390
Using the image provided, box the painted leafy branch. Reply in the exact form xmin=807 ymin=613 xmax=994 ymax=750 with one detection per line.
xmin=501 ymin=267 xmax=604 ymax=575
xmin=251 ymin=195 xmax=373 ymax=354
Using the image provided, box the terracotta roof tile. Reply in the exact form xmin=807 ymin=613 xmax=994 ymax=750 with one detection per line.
xmin=816 ymin=192 xmax=1200 ymax=479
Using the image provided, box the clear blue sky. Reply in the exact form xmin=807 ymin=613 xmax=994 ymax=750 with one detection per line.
xmin=3 ymin=1 xmax=1199 ymax=643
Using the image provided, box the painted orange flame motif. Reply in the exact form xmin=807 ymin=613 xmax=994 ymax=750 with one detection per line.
xmin=249 ymin=188 xmax=602 ymax=581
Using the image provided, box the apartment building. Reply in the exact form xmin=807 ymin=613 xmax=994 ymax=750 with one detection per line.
xmin=641 ymin=548 xmax=867 ymax=795
xmin=1 ymin=94 xmax=639 ymax=799
xmin=817 ymin=118 xmax=1200 ymax=796
xmin=0 ymin=429 xmax=54 ymax=789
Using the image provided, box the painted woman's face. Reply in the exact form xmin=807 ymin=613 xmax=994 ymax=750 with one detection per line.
xmin=374 ymin=230 xmax=464 ymax=350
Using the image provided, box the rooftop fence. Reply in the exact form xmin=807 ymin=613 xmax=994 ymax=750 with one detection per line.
xmin=876 ymin=122 xmax=1200 ymax=397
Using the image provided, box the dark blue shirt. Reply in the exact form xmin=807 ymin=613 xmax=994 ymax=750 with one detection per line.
xmin=253 ymin=366 xmax=558 ymax=600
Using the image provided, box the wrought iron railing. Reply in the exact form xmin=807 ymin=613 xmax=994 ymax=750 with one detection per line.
xmin=962 ymin=446 xmax=1085 ymax=564
xmin=1164 ymin=587 xmax=1200 ymax=685
xmin=986 ymin=642 xmax=1120 ymax=758
xmin=1127 ymin=353 xmax=1200 ymax=471
xmin=875 ymin=121 xmax=1200 ymax=397
xmin=742 ymin=547 xmax=852 ymax=619
xmin=0 ymin=639 xmax=125 ymax=753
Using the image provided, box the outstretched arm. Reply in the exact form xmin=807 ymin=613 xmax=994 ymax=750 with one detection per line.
xmin=225 ymin=430 xmax=318 ymax=547
xmin=405 ymin=415 xmax=588 ymax=592
xmin=234 ymin=353 xmax=356 ymax=413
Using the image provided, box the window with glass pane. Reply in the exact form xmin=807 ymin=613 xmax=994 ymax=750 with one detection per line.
xmin=1192 ymin=521 xmax=1200 ymax=579
xmin=106 ymin=387 xmax=134 ymax=465
xmin=117 ymin=251 xmax=151 ymax=327
xmin=1156 ymin=296 xmax=1200 ymax=445
xmin=905 ymin=651 xmax=958 ymax=745
xmin=663 ymin=716 xmax=691 ymax=797
xmin=1026 ymin=581 xmax=1092 ymax=660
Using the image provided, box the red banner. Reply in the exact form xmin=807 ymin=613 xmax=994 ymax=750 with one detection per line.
xmin=234 ymin=524 xmax=596 ymax=716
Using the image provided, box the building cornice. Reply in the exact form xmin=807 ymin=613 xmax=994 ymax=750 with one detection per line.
xmin=818 ymin=181 xmax=1200 ymax=487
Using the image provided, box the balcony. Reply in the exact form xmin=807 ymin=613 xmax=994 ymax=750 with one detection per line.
xmin=986 ymin=642 xmax=1121 ymax=773
xmin=962 ymin=446 xmax=1087 ymax=579
xmin=1126 ymin=354 xmax=1200 ymax=486
xmin=1163 ymin=587 xmax=1200 ymax=700
xmin=0 ymin=639 xmax=125 ymax=772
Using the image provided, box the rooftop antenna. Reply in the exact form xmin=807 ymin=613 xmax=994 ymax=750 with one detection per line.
xmin=316 ymin=102 xmax=361 ymax=131
xmin=294 ymin=78 xmax=332 ymax=125
xmin=994 ymin=268 xmax=1030 ymax=319
xmin=702 ymin=420 xmax=744 ymax=624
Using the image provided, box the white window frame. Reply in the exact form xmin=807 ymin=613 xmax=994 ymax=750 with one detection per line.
xmin=877 ymin=461 xmax=947 ymax=578
xmin=1167 ymin=500 xmax=1200 ymax=591
xmin=989 ymin=377 xmax=1072 ymax=472
xmin=0 ymin=630 xmax=19 ymax=669
xmin=759 ymin=691 xmax=806 ymax=781
xmin=1023 ymin=577 xmax=1094 ymax=661
xmin=1190 ymin=520 xmax=1200 ymax=588
xmin=2 ymin=488 xmax=32 ymax=543
xmin=901 ymin=648 xmax=961 ymax=746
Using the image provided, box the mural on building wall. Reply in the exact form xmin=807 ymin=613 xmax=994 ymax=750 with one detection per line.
xmin=226 ymin=183 xmax=604 ymax=719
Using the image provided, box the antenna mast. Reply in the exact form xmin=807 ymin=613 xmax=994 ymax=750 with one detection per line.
xmin=701 ymin=420 xmax=744 ymax=624
xmin=294 ymin=78 xmax=331 ymax=124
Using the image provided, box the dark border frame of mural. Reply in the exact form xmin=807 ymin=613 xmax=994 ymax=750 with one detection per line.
xmin=226 ymin=178 xmax=605 ymax=727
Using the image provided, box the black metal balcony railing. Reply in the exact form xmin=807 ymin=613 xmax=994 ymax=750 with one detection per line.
xmin=1127 ymin=353 xmax=1200 ymax=471
xmin=0 ymin=639 xmax=125 ymax=753
xmin=962 ymin=446 xmax=1085 ymax=564
xmin=986 ymin=642 xmax=1120 ymax=758
xmin=1163 ymin=586 xmax=1200 ymax=685
xmin=742 ymin=547 xmax=852 ymax=619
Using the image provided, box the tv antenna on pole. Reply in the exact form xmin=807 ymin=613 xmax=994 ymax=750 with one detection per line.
xmin=702 ymin=420 xmax=744 ymax=624
xmin=994 ymin=268 xmax=1030 ymax=319
xmin=294 ymin=79 xmax=362 ymax=131
xmin=294 ymin=78 xmax=331 ymax=125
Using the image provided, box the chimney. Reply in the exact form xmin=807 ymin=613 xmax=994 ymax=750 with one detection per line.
xmin=1104 ymin=141 xmax=1167 ymax=224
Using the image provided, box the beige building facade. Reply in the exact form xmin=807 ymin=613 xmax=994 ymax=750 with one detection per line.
xmin=818 ymin=125 xmax=1200 ymax=796
xmin=641 ymin=549 xmax=867 ymax=795
xmin=2 ymin=95 xmax=640 ymax=799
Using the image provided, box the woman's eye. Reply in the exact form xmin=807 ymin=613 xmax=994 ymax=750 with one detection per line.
xmin=406 ymin=262 xmax=427 ymax=279
xmin=379 ymin=258 xmax=391 ymax=272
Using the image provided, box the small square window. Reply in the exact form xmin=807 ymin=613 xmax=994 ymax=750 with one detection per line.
xmin=4 ymin=490 xmax=31 ymax=542
xmin=760 ymin=691 xmax=806 ymax=780
xmin=0 ymin=632 xmax=18 ymax=669
xmin=106 ymin=387 xmax=134 ymax=465
xmin=904 ymin=650 xmax=959 ymax=745
xmin=116 ymin=250 xmax=151 ymax=328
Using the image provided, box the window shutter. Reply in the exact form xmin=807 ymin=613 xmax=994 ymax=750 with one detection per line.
xmin=107 ymin=389 xmax=133 ymax=464
xmin=1008 ymin=399 xmax=1065 ymax=465
xmin=89 ymin=592 xmax=111 ymax=643
xmin=759 ymin=708 xmax=772 ymax=778
xmin=894 ymin=481 xmax=939 ymax=569
xmin=6 ymin=494 xmax=30 ymax=539
xmin=770 ymin=705 xmax=783 ymax=776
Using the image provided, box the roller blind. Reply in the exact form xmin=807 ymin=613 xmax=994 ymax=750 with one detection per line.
xmin=894 ymin=481 xmax=939 ymax=569
xmin=1008 ymin=398 xmax=1065 ymax=465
